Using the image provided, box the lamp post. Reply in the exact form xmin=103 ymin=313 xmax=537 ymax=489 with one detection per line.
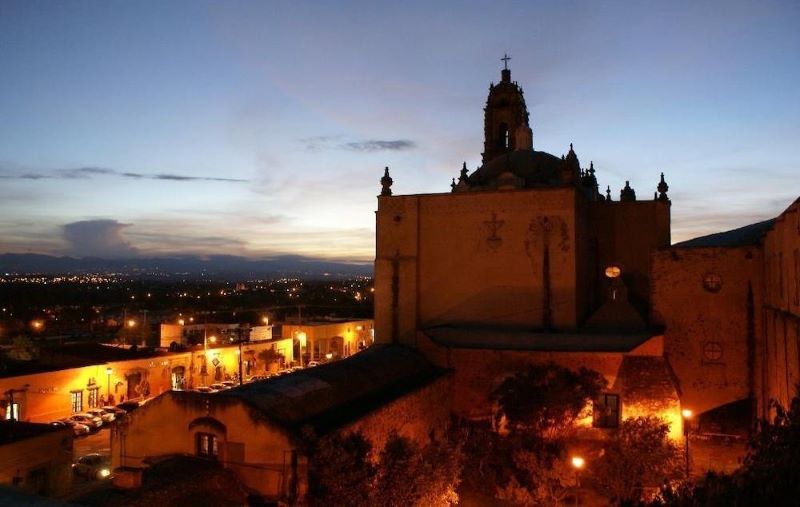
xmin=106 ymin=367 xmax=112 ymax=398
xmin=296 ymin=331 xmax=307 ymax=368
xmin=682 ymin=408 xmax=693 ymax=478
xmin=571 ymin=456 xmax=585 ymax=507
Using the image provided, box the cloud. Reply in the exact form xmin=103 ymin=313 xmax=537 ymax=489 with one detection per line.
xmin=0 ymin=166 xmax=248 ymax=183
xmin=62 ymin=219 xmax=139 ymax=258
xmin=343 ymin=139 xmax=416 ymax=152
xmin=299 ymin=136 xmax=416 ymax=153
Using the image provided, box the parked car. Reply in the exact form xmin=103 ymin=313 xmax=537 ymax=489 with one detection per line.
xmin=52 ymin=419 xmax=90 ymax=437
xmin=72 ymin=453 xmax=112 ymax=480
xmin=307 ymin=361 xmax=320 ymax=367
xmin=193 ymin=386 xmax=217 ymax=394
xmin=101 ymin=406 xmax=127 ymax=418
xmin=68 ymin=413 xmax=103 ymax=430
xmin=209 ymin=383 xmax=229 ymax=391
xmin=86 ymin=407 xmax=115 ymax=423
xmin=220 ymin=380 xmax=237 ymax=389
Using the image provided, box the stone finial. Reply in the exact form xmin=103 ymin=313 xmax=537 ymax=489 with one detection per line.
xmin=459 ymin=162 xmax=469 ymax=182
xmin=588 ymin=161 xmax=595 ymax=176
xmin=380 ymin=166 xmax=393 ymax=196
xmin=606 ymin=185 xmax=612 ymax=201
xmin=657 ymin=172 xmax=670 ymax=202
xmin=451 ymin=178 xmax=456 ymax=191
xmin=620 ymin=180 xmax=637 ymax=202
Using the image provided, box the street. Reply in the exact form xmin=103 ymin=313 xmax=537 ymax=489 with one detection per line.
xmin=73 ymin=427 xmax=112 ymax=459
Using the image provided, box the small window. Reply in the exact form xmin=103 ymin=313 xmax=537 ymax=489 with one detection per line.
xmin=702 ymin=273 xmax=722 ymax=293
xmin=5 ymin=402 xmax=19 ymax=420
xmin=594 ymin=394 xmax=620 ymax=428
xmin=71 ymin=391 xmax=83 ymax=413
xmin=87 ymin=388 xmax=99 ymax=409
xmin=703 ymin=341 xmax=724 ymax=363
xmin=196 ymin=433 xmax=218 ymax=459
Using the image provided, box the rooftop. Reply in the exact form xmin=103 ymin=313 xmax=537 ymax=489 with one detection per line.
xmin=0 ymin=343 xmax=168 ymax=379
xmin=175 ymin=344 xmax=448 ymax=434
xmin=0 ymin=420 xmax=68 ymax=446
xmin=673 ymin=218 xmax=775 ymax=248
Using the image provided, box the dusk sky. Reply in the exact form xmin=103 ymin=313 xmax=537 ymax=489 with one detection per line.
xmin=1 ymin=0 xmax=798 ymax=263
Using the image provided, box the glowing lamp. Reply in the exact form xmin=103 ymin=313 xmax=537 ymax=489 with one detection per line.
xmin=106 ymin=367 xmax=112 ymax=375
xmin=571 ymin=456 xmax=585 ymax=469
xmin=682 ymin=409 xmax=693 ymax=419
xmin=127 ymin=319 xmax=136 ymax=328
xmin=209 ymin=335 xmax=217 ymax=344
xmin=604 ymin=265 xmax=622 ymax=278
xmin=326 ymin=352 xmax=333 ymax=360
xmin=178 ymin=319 xmax=185 ymax=326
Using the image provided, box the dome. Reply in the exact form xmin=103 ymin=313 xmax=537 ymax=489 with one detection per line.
xmin=467 ymin=149 xmax=564 ymax=189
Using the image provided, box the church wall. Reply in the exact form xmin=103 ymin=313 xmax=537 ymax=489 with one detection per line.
xmin=375 ymin=187 xmax=580 ymax=346
xmin=760 ymin=200 xmax=800 ymax=415
xmin=416 ymin=188 xmax=577 ymax=330
xmin=651 ymin=246 xmax=761 ymax=418
xmin=590 ymin=200 xmax=670 ymax=319
xmin=375 ymin=195 xmax=420 ymax=345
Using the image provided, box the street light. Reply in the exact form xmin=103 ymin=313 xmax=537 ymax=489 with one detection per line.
xmin=571 ymin=456 xmax=585 ymax=507
xmin=296 ymin=331 xmax=307 ymax=367
xmin=106 ymin=367 xmax=112 ymax=398
xmin=261 ymin=316 xmax=269 ymax=325
xmin=682 ymin=408 xmax=693 ymax=478
xmin=127 ymin=319 xmax=136 ymax=328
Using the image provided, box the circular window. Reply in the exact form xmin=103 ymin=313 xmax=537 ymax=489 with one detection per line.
xmin=703 ymin=341 xmax=724 ymax=362
xmin=703 ymin=273 xmax=722 ymax=293
xmin=605 ymin=265 xmax=622 ymax=278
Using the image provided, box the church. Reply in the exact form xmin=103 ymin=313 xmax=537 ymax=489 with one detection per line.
xmin=374 ymin=61 xmax=799 ymax=441
xmin=110 ymin=63 xmax=797 ymax=502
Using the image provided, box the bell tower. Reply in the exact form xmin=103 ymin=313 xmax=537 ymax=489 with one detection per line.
xmin=482 ymin=54 xmax=530 ymax=164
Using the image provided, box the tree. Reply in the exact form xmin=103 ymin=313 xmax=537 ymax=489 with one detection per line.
xmin=257 ymin=347 xmax=284 ymax=372
xmin=375 ymin=432 xmax=423 ymax=506
xmin=375 ymin=432 xmax=462 ymax=507
xmin=6 ymin=335 xmax=39 ymax=361
xmin=491 ymin=362 xmax=607 ymax=439
xmin=496 ymin=440 xmax=577 ymax=507
xmin=592 ymin=416 xmax=682 ymax=505
xmin=306 ymin=431 xmax=375 ymax=507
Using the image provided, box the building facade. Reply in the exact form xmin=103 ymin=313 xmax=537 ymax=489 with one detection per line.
xmin=0 ymin=339 xmax=293 ymax=423
xmin=375 ymin=65 xmax=681 ymax=437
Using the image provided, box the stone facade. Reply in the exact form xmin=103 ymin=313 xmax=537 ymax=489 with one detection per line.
xmin=760 ymin=199 xmax=800 ymax=414
xmin=652 ymin=198 xmax=800 ymax=425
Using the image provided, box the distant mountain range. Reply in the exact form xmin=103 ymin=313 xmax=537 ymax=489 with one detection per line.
xmin=0 ymin=253 xmax=373 ymax=279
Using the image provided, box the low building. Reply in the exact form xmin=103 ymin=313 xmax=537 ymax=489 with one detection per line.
xmin=282 ymin=319 xmax=374 ymax=362
xmin=112 ymin=344 xmax=451 ymax=503
xmin=0 ymin=339 xmax=293 ymax=423
xmin=0 ymin=421 xmax=72 ymax=497
xmin=159 ymin=322 xmax=274 ymax=348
